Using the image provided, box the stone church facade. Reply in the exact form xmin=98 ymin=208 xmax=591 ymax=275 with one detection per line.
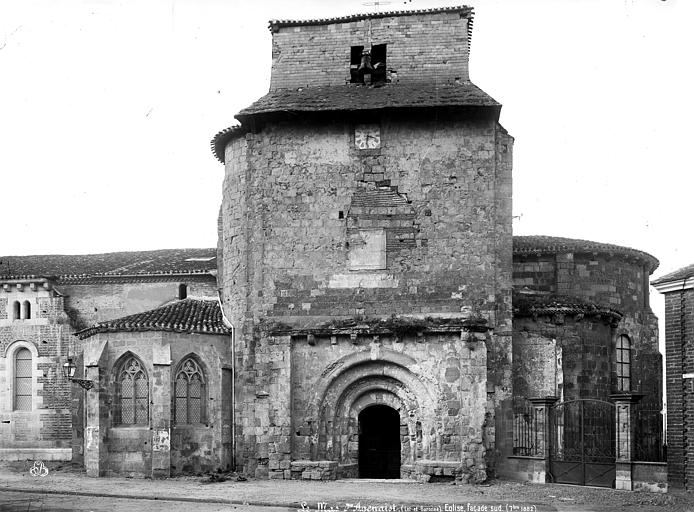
xmin=0 ymin=6 xmax=664 ymax=487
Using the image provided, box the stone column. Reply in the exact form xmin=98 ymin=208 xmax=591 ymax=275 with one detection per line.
xmin=150 ymin=340 xmax=171 ymax=479
xmin=83 ymin=337 xmax=108 ymax=477
xmin=529 ymin=396 xmax=558 ymax=483
xmin=84 ymin=364 xmax=107 ymax=477
xmin=610 ymin=393 xmax=643 ymax=490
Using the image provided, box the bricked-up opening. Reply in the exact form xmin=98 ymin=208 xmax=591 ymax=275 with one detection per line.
xmin=358 ymin=405 xmax=400 ymax=478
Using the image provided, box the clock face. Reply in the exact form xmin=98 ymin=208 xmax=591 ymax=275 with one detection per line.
xmin=355 ymin=124 xmax=381 ymax=149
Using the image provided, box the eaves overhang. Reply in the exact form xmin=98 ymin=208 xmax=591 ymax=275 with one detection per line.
xmin=210 ymin=82 xmax=501 ymax=163
xmin=651 ymin=276 xmax=694 ymax=294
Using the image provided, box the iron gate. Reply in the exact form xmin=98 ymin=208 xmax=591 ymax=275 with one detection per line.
xmin=549 ymin=399 xmax=615 ymax=487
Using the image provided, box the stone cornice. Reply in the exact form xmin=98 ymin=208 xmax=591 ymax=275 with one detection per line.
xmin=651 ymin=277 xmax=694 ymax=294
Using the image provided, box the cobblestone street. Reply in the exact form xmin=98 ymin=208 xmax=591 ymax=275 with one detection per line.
xmin=0 ymin=463 xmax=691 ymax=512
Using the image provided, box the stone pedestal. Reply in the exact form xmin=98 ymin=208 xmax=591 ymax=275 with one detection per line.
xmin=529 ymin=396 xmax=559 ymax=483
xmin=610 ymin=393 xmax=643 ymax=490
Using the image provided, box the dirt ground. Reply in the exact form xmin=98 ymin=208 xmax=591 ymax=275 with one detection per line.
xmin=0 ymin=461 xmax=691 ymax=512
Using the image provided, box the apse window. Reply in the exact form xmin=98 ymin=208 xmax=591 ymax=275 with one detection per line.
xmin=616 ymin=334 xmax=631 ymax=392
xmin=116 ymin=356 xmax=149 ymax=425
xmin=348 ymin=229 xmax=386 ymax=270
xmin=175 ymin=357 xmax=206 ymax=424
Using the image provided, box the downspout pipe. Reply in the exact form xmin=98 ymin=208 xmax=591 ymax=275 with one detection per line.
xmin=217 ymin=290 xmax=236 ymax=472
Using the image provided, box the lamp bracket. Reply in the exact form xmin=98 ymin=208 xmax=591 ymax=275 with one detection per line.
xmin=70 ymin=378 xmax=95 ymax=390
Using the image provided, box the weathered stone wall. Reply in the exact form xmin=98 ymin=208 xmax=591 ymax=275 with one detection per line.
xmin=222 ymin=113 xmax=510 ymax=323
xmin=61 ymin=278 xmax=218 ymax=330
xmin=513 ymin=316 xmax=615 ymax=401
xmin=82 ymin=331 xmax=231 ymax=477
xmin=0 ymin=285 xmax=74 ymax=461
xmin=289 ymin=334 xmax=488 ymax=482
xmin=513 ymin=252 xmax=651 ymax=314
xmin=513 ymin=252 xmax=660 ymax=402
xmin=220 ymin=109 xmax=512 ymax=480
xmin=270 ymin=10 xmax=470 ymax=90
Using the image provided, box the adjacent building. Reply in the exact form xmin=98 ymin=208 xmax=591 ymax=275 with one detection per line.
xmin=652 ymin=263 xmax=694 ymax=491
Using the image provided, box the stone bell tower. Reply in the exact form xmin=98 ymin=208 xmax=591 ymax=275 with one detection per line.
xmin=212 ymin=5 xmax=513 ymax=481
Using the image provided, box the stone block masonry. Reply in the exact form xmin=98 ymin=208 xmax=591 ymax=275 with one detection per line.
xmin=82 ymin=330 xmax=232 ymax=478
xmin=220 ymin=108 xmax=513 ymax=480
xmin=269 ymin=9 xmax=472 ymax=90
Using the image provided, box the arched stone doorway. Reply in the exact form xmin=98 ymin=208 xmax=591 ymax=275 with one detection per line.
xmin=304 ymin=349 xmax=439 ymax=478
xmin=358 ymin=405 xmax=401 ymax=478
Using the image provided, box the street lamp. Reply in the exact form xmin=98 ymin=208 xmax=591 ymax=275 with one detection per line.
xmin=62 ymin=358 xmax=95 ymax=390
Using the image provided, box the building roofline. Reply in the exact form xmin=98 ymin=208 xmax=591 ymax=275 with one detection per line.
xmin=513 ymin=291 xmax=624 ymax=323
xmin=75 ymin=298 xmax=231 ymax=340
xmin=651 ymin=275 xmax=694 ymax=293
xmin=0 ymin=248 xmax=217 ymax=281
xmin=268 ymin=5 xmax=474 ymax=32
xmin=651 ymin=262 xmax=694 ymax=289
xmin=210 ymin=82 xmax=500 ymax=163
xmin=513 ymin=235 xmax=659 ymax=274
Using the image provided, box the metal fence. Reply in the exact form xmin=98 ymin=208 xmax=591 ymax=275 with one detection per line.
xmin=634 ymin=401 xmax=666 ymax=462
xmin=513 ymin=399 xmax=539 ymax=457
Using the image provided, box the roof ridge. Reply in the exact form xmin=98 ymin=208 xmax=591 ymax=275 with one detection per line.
xmin=268 ymin=5 xmax=473 ymax=31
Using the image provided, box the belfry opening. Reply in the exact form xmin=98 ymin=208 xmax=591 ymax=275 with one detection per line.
xmin=358 ymin=405 xmax=401 ymax=479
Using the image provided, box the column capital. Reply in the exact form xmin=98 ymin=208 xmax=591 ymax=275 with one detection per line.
xmin=529 ymin=396 xmax=559 ymax=407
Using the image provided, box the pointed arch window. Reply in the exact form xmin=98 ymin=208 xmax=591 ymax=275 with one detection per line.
xmin=14 ymin=348 xmax=33 ymax=410
xmin=175 ymin=358 xmax=205 ymax=424
xmin=116 ymin=357 xmax=149 ymax=425
xmin=616 ymin=335 xmax=631 ymax=392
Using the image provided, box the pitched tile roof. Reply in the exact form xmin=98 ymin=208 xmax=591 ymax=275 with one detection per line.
xmin=513 ymin=235 xmax=659 ymax=273
xmin=238 ymin=83 xmax=499 ymax=117
xmin=0 ymin=248 xmax=217 ymax=281
xmin=212 ymin=82 xmax=500 ymax=162
xmin=651 ymin=262 xmax=694 ymax=286
xmin=268 ymin=5 xmax=474 ymax=31
xmin=76 ymin=299 xmax=230 ymax=339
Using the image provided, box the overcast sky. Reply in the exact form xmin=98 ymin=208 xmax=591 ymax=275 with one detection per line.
xmin=1 ymin=1 xmax=692 ymax=296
